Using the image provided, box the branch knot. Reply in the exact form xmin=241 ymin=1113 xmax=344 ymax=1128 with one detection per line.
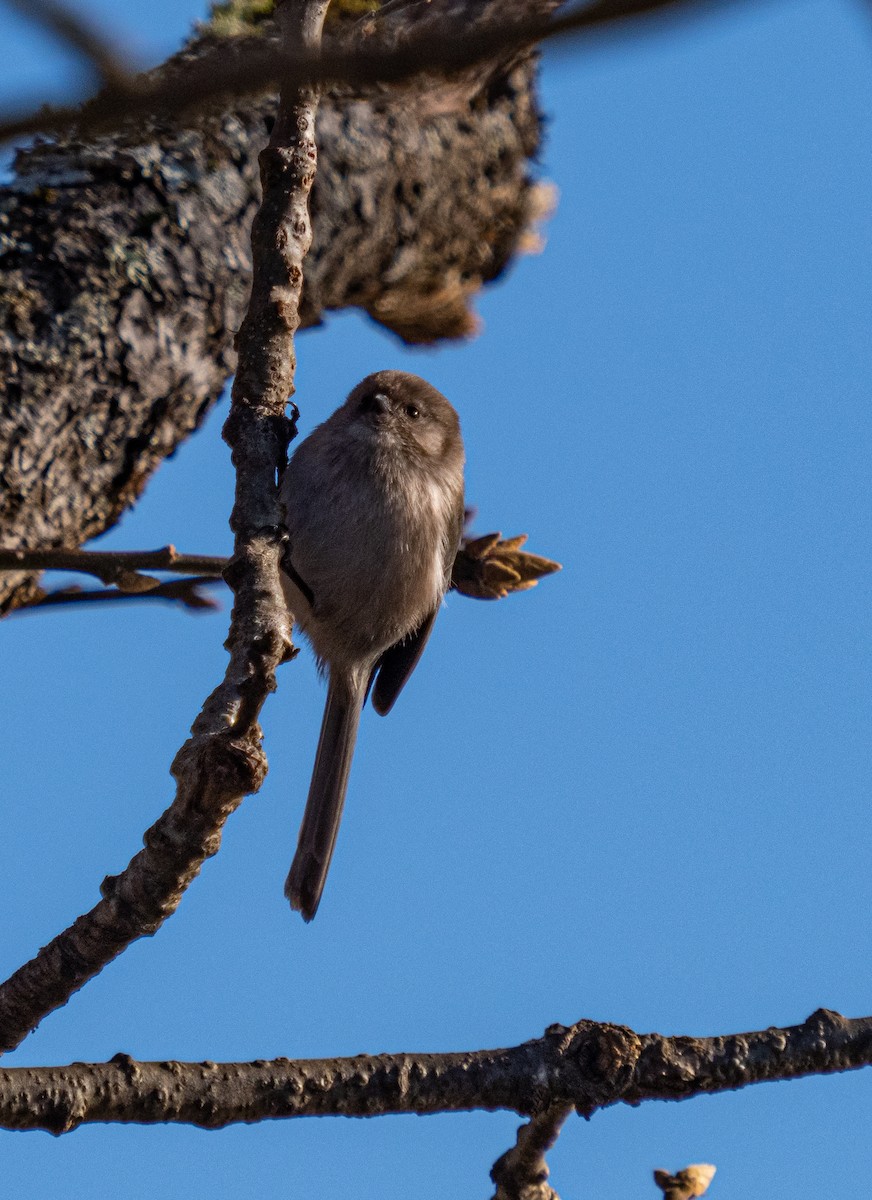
xmin=544 ymin=1020 xmax=641 ymax=1115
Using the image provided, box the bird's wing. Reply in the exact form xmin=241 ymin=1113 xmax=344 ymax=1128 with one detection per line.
xmin=370 ymin=607 xmax=439 ymax=716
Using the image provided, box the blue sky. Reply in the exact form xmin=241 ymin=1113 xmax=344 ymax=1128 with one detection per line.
xmin=1 ymin=0 xmax=871 ymax=1197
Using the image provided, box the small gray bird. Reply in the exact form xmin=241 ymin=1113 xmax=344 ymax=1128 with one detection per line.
xmin=279 ymin=371 xmax=466 ymax=920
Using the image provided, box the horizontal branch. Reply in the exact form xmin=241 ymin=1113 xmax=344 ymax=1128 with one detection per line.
xmin=14 ymin=577 xmax=221 ymax=614
xmin=0 ymin=546 xmax=227 ymax=589
xmin=0 ymin=535 xmax=561 ymax=612
xmin=0 ymin=1009 xmax=867 ymax=1134
xmin=0 ymin=0 xmax=740 ymax=146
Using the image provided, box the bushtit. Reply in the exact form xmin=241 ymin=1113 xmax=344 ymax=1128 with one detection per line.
xmin=279 ymin=371 xmax=465 ymax=921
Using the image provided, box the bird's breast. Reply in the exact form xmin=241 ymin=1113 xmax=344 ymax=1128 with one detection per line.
xmin=282 ymin=445 xmax=451 ymax=670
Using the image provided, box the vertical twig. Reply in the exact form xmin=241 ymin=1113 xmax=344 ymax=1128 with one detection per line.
xmin=490 ymin=1104 xmax=574 ymax=1200
xmin=219 ymin=0 xmax=330 ymax=735
xmin=0 ymin=0 xmax=328 ymax=1055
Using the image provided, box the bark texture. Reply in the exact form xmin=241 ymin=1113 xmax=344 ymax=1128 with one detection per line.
xmin=0 ymin=1009 xmax=867 ymax=1134
xmin=0 ymin=0 xmax=550 ymax=613
xmin=0 ymin=0 xmax=334 ymax=1057
xmin=490 ymin=1105 xmax=572 ymax=1200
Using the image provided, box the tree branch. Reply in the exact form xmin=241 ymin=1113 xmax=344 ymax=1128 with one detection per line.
xmin=491 ymin=1105 xmax=574 ymax=1200
xmin=13 ymin=577 xmax=221 ymax=613
xmin=0 ymin=0 xmax=740 ymax=146
xmin=0 ymin=534 xmax=562 ymax=612
xmin=0 ymin=546 xmax=227 ymax=590
xmin=1 ymin=0 xmax=133 ymax=91
xmin=0 ymin=0 xmax=327 ymax=1057
xmin=0 ymin=1009 xmax=867 ymax=1134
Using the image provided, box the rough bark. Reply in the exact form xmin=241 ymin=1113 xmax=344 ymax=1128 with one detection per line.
xmin=0 ymin=0 xmax=550 ymax=613
xmin=0 ymin=0 xmax=335 ymax=1058
xmin=0 ymin=1009 xmax=868 ymax=1134
xmin=490 ymin=1105 xmax=573 ymax=1200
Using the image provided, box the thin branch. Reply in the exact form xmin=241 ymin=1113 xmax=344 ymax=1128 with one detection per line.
xmin=491 ymin=1104 xmax=574 ymax=1200
xmin=0 ymin=534 xmax=561 ymax=612
xmin=0 ymin=546 xmax=227 ymax=589
xmin=0 ymin=0 xmax=327 ymax=1057
xmin=1 ymin=0 xmax=133 ymax=90
xmin=12 ymin=577 xmax=222 ymax=614
xmin=0 ymin=1009 xmax=868 ymax=1134
xmin=0 ymin=0 xmax=741 ymax=146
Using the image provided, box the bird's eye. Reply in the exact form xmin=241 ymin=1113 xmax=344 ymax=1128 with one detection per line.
xmin=405 ymin=403 xmax=420 ymax=419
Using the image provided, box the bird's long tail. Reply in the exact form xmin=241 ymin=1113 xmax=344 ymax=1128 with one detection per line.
xmin=285 ymin=669 xmax=366 ymax=921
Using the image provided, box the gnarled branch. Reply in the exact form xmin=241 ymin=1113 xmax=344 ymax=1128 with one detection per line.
xmin=0 ymin=0 xmax=327 ymax=1057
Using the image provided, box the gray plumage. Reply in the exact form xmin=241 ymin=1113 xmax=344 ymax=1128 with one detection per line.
xmin=279 ymin=371 xmax=465 ymax=920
